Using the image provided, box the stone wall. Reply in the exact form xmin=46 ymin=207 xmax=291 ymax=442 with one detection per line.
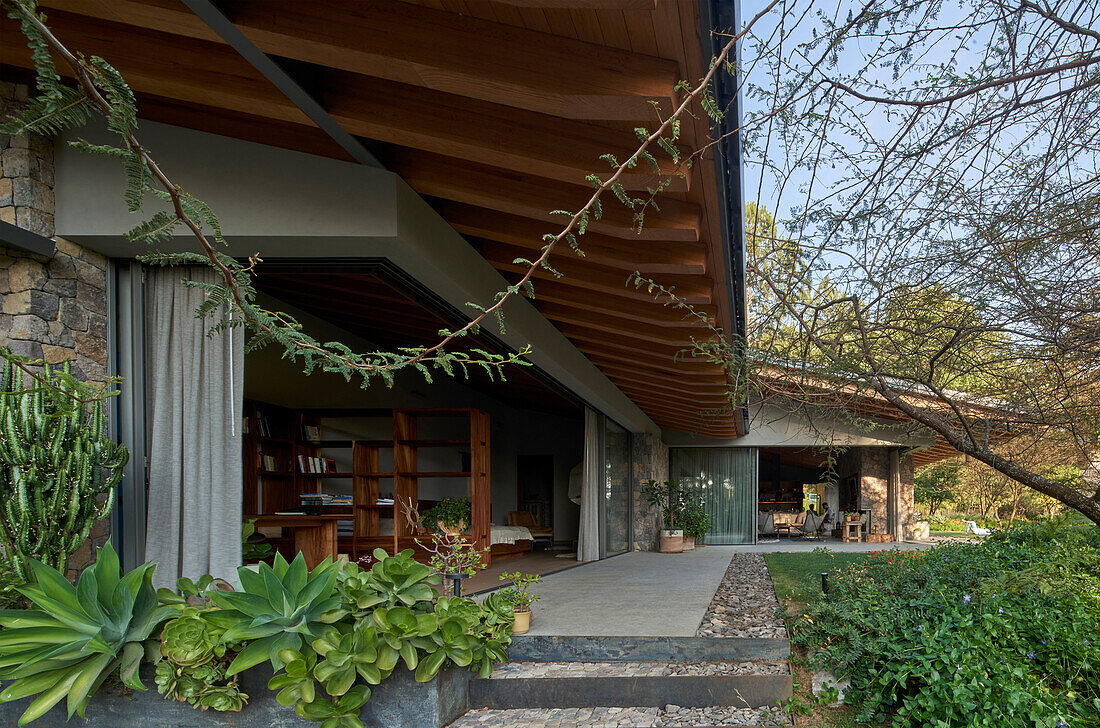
xmin=1 ymin=82 xmax=113 ymax=577
xmin=859 ymin=448 xmax=891 ymax=535
xmin=631 ymin=432 xmax=668 ymax=550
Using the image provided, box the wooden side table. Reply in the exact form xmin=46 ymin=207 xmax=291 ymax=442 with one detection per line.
xmin=842 ymin=521 xmax=862 ymax=543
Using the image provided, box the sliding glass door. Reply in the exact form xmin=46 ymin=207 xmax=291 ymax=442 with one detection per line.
xmin=670 ymin=448 xmax=758 ymax=544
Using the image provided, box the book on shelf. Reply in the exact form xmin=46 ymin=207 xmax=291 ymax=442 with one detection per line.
xmin=259 ymin=454 xmax=279 ymax=472
xmin=256 ymin=415 xmax=271 ymax=438
xmin=375 ymin=497 xmax=394 ymax=505
xmin=297 ymin=455 xmax=339 ymax=474
xmin=300 ymin=425 xmax=321 ymax=443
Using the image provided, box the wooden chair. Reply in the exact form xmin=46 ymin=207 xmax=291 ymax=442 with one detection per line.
xmin=507 ymin=510 xmax=553 ymax=542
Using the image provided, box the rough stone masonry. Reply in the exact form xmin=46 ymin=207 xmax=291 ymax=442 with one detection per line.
xmin=1 ymin=81 xmax=113 ymax=575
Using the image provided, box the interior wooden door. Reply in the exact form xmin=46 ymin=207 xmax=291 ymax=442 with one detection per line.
xmin=517 ymin=454 xmax=554 ymax=531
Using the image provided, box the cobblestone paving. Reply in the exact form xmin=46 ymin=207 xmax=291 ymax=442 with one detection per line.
xmin=452 ymin=706 xmax=790 ymax=727
xmin=490 ymin=661 xmax=789 ymax=679
xmin=696 ymin=554 xmax=787 ymax=639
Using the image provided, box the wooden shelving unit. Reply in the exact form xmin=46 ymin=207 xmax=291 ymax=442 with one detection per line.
xmin=243 ymin=403 xmax=491 ymax=565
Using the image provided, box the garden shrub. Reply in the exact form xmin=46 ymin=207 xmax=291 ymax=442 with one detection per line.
xmin=794 ymin=519 xmax=1100 ymax=728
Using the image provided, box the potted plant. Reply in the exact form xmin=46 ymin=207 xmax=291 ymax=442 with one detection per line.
xmin=499 ymin=571 xmax=542 ymax=635
xmin=682 ymin=497 xmax=710 ymax=549
xmin=642 ymin=479 xmax=684 ymax=553
xmin=421 ymin=497 xmax=471 ymax=535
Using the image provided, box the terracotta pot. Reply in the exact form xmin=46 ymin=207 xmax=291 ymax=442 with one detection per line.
xmin=659 ymin=529 xmax=684 ymax=553
xmin=682 ymin=536 xmax=696 ymax=551
xmin=512 ymin=609 xmax=532 ymax=635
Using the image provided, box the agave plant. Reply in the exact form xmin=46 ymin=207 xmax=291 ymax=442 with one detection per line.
xmin=209 ymin=552 xmax=345 ymax=675
xmin=0 ymin=542 xmax=174 ymax=725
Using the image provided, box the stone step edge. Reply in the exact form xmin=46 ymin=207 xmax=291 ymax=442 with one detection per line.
xmin=506 ymin=635 xmax=790 ymax=663
xmin=468 ymin=673 xmax=793 ymax=710
xmin=484 ymin=661 xmax=789 ymax=679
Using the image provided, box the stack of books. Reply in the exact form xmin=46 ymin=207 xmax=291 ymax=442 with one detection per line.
xmin=259 ymin=454 xmax=279 ymax=472
xmin=300 ymin=493 xmax=353 ymax=508
xmin=375 ymin=497 xmax=394 ymax=506
xmin=298 ymin=455 xmax=337 ymax=474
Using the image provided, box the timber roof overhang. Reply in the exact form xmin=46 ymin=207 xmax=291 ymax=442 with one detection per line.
xmin=0 ymin=0 xmax=747 ymax=437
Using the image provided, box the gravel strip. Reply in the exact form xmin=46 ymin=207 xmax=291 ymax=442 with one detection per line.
xmin=656 ymin=705 xmax=790 ymax=726
xmin=696 ymin=554 xmax=787 ymax=639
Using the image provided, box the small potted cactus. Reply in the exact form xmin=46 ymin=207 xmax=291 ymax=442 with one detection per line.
xmin=499 ymin=571 xmax=542 ymax=635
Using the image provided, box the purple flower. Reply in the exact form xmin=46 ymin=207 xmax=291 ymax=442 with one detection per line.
xmin=963 ymin=594 xmax=971 ymax=604
xmin=1041 ymin=640 xmax=1047 ymax=645
xmin=1027 ymin=652 xmax=1036 ymax=660
xmin=1057 ymin=721 xmax=1068 ymax=727
xmin=998 ymin=607 xmax=1003 ymax=614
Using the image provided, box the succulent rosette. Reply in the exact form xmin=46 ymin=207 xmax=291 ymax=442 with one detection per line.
xmin=161 ymin=610 xmax=222 ymax=667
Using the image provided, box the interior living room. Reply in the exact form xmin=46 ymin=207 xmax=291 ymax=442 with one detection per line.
xmin=237 ymin=262 xmax=586 ymax=578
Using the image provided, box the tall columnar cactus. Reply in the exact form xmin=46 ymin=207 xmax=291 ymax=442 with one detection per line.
xmin=0 ymin=355 xmax=128 ymax=580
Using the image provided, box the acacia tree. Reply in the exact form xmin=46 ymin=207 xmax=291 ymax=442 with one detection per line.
xmin=631 ymin=0 xmax=1100 ymax=525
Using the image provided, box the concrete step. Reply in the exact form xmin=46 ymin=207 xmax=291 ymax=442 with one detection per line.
xmin=506 ymin=635 xmax=790 ymax=663
xmin=451 ymin=706 xmax=792 ymax=727
xmin=470 ymin=661 xmax=792 ymax=710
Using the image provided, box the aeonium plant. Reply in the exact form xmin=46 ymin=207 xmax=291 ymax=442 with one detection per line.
xmin=498 ymin=572 xmax=542 ymax=613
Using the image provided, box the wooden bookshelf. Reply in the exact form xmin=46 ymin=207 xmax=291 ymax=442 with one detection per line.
xmin=243 ymin=403 xmax=491 ymax=564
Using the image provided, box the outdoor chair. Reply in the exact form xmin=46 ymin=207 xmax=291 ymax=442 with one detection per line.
xmin=799 ymin=511 xmax=826 ymax=538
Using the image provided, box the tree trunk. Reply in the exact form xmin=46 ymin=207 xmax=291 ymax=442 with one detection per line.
xmin=872 ymin=381 xmax=1100 ymax=526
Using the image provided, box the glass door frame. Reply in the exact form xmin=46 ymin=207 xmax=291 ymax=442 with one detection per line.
xmin=597 ymin=414 xmax=633 ymax=558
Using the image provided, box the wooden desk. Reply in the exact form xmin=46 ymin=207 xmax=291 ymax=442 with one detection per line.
xmin=246 ymin=514 xmax=345 ymax=569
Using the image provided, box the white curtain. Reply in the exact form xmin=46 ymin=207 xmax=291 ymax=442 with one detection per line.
xmin=145 ymin=267 xmax=243 ymax=589
xmin=576 ymin=407 xmax=601 ymax=562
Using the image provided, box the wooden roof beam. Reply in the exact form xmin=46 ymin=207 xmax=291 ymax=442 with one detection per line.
xmin=432 ymin=201 xmax=708 ymax=275
xmin=10 ymin=10 xmax=681 ymax=191
xmin=377 ymin=147 xmax=701 ymax=242
xmin=556 ymin=323 xmax=722 ymax=360
xmin=39 ymin=0 xmax=679 ymax=120
xmin=536 ymin=303 xmax=706 ymax=344
xmin=490 ymin=1 xmax=657 ymax=8
xmin=478 ymin=240 xmax=713 ymax=303
xmin=528 ymin=286 xmax=717 ymax=326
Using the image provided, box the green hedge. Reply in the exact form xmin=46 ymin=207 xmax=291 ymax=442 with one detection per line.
xmin=793 ymin=518 xmax=1100 ymax=727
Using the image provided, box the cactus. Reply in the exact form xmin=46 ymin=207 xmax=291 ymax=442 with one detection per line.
xmin=0 ymin=354 xmax=128 ymax=580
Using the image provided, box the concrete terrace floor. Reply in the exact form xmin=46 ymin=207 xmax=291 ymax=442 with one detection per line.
xmin=522 ymin=548 xmax=736 ymax=637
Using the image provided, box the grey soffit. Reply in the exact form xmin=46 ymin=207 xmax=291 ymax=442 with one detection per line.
xmin=0 ymin=219 xmax=55 ymax=257
xmin=179 ymin=0 xmax=382 ymax=168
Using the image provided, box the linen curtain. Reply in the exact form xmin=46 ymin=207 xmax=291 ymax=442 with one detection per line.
xmin=146 ymin=267 xmax=243 ymax=589
xmin=576 ymin=407 xmax=601 ymax=561
xmin=670 ymin=447 xmax=758 ymax=544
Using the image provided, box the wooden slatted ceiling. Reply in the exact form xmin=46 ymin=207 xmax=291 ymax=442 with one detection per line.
xmin=8 ymin=0 xmax=741 ymax=436
xmin=254 ymin=268 xmax=582 ymax=417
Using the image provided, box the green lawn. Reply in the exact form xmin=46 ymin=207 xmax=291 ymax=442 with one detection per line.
xmin=764 ymin=552 xmax=868 ymax=604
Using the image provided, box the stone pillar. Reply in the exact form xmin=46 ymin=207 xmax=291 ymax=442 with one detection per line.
xmin=1 ymin=82 xmax=112 ymax=577
xmin=631 ymin=432 xmax=668 ymax=551
xmin=898 ymin=451 xmax=916 ymax=539
xmin=859 ymin=448 xmax=891 ymax=535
